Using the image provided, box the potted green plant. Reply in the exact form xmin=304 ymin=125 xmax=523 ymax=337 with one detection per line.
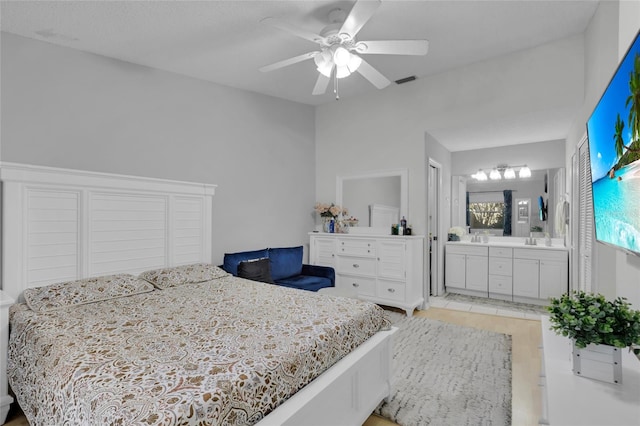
xmin=547 ymin=291 xmax=640 ymax=383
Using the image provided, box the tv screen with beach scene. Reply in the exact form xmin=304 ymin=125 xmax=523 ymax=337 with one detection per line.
xmin=586 ymin=29 xmax=640 ymax=256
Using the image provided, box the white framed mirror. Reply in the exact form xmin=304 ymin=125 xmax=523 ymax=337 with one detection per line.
xmin=336 ymin=168 xmax=408 ymax=228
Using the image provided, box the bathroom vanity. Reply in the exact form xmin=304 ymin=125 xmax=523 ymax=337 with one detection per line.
xmin=445 ymin=239 xmax=568 ymax=305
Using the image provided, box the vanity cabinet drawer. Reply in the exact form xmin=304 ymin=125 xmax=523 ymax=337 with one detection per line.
xmin=489 ymin=275 xmax=513 ymax=295
xmin=489 ymin=257 xmax=513 ymax=276
xmin=446 ymin=244 xmax=488 ymax=256
xmin=336 ymin=256 xmax=376 ymax=276
xmin=514 ymin=248 xmax=567 ymax=261
xmin=489 ymin=247 xmax=513 ymax=258
xmin=338 ymin=238 xmax=376 ymax=257
xmin=338 ymin=275 xmax=376 ymax=297
xmin=377 ymin=279 xmax=406 ymax=302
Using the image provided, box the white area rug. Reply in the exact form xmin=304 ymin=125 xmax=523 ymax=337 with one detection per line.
xmin=376 ymin=312 xmax=512 ymax=426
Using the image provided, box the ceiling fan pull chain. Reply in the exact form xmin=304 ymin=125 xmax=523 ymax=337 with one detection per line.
xmin=334 ymin=68 xmax=340 ymax=100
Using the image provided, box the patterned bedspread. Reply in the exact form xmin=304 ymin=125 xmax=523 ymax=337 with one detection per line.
xmin=8 ymin=276 xmax=388 ymax=425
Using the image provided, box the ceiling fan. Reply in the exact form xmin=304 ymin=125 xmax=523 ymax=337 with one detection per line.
xmin=259 ymin=0 xmax=429 ymax=98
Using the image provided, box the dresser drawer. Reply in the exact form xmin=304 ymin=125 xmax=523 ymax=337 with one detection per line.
xmin=338 ymin=238 xmax=376 ymax=256
xmin=489 ymin=257 xmax=512 ymax=276
xmin=338 ymin=275 xmax=376 ymax=296
xmin=489 ymin=247 xmax=513 ymax=258
xmin=336 ymin=256 xmax=376 ymax=276
xmin=489 ymin=274 xmax=513 ymax=295
xmin=377 ymin=280 xmax=406 ymax=302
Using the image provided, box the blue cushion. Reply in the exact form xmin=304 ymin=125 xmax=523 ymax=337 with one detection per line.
xmin=223 ymin=249 xmax=269 ymax=276
xmin=274 ymin=274 xmax=332 ymax=292
xmin=268 ymin=246 xmax=303 ymax=281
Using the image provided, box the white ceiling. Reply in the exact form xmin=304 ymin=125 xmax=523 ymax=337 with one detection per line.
xmin=1 ymin=0 xmax=599 ymax=150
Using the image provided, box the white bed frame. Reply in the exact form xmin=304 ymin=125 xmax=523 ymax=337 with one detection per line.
xmin=0 ymin=162 xmax=395 ymax=426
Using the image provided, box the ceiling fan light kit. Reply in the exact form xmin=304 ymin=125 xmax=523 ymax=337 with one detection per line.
xmin=314 ymin=45 xmax=363 ymax=79
xmin=259 ymin=0 xmax=429 ymax=100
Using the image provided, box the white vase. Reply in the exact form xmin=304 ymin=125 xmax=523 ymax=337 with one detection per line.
xmin=572 ymin=342 xmax=622 ymax=384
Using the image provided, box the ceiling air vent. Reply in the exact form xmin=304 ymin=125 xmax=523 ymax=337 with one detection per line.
xmin=395 ymin=76 xmax=416 ymax=84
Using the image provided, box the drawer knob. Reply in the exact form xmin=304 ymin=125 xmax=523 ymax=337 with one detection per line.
xmin=352 ymin=283 xmax=359 ymax=287
xmin=353 ymin=264 xmax=360 ymax=268
xmin=367 ymin=250 xmax=370 ymax=253
xmin=388 ymin=288 xmax=395 ymax=293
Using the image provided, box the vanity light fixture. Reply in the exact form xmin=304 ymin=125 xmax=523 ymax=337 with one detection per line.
xmin=471 ymin=164 xmax=532 ymax=181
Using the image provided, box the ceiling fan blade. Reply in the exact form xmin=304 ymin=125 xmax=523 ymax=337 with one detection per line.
xmin=259 ymin=51 xmax=318 ymax=73
xmin=355 ymin=40 xmax=429 ymax=56
xmin=261 ymin=17 xmax=325 ymax=44
xmin=356 ymin=58 xmax=391 ymax=89
xmin=339 ymin=0 xmax=382 ymax=39
xmin=312 ymin=73 xmax=331 ymax=95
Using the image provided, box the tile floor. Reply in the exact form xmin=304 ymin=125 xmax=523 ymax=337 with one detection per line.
xmin=428 ymin=295 xmax=544 ymax=320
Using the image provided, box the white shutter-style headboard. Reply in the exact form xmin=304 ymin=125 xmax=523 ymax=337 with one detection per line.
xmin=1 ymin=162 xmax=216 ymax=301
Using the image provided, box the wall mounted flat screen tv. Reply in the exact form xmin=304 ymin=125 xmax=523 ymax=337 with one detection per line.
xmin=586 ymin=30 xmax=640 ymax=256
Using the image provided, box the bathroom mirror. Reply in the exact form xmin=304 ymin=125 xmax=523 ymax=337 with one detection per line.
xmin=336 ymin=168 xmax=408 ymax=227
xmin=453 ymin=168 xmax=565 ymax=237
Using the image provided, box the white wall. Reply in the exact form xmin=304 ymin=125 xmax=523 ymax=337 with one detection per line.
xmin=564 ymin=1 xmax=640 ymax=308
xmin=0 ymin=33 xmax=317 ymax=265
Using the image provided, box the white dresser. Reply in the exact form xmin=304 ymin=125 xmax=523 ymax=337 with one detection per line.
xmin=309 ymin=233 xmax=425 ymax=315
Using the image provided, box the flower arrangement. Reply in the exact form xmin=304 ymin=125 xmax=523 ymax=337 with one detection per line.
xmin=448 ymin=226 xmax=466 ymax=237
xmin=447 ymin=226 xmax=466 ymax=242
xmin=547 ymin=291 xmax=640 ymax=349
xmin=342 ymin=216 xmax=359 ymax=226
xmin=314 ymin=202 xmax=346 ymax=219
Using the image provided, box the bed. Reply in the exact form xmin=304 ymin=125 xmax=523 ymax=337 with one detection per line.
xmin=0 ymin=163 xmax=396 ymax=426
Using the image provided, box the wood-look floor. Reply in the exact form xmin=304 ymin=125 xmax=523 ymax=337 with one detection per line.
xmin=5 ymin=307 xmax=542 ymax=426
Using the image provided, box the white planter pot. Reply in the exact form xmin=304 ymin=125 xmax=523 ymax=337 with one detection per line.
xmin=572 ymin=342 xmax=622 ymax=384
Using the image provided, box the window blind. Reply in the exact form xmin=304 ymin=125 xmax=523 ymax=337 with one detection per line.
xmin=578 ymin=135 xmax=593 ymax=292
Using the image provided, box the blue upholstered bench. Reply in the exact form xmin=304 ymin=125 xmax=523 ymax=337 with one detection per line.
xmin=222 ymin=246 xmax=334 ymax=292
